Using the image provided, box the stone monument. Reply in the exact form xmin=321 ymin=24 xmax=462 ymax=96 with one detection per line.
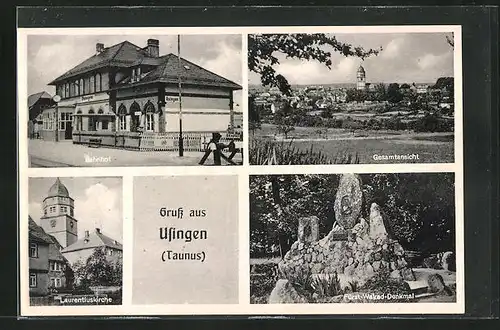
xmin=334 ymin=174 xmax=363 ymax=230
xmin=270 ymin=174 xmax=412 ymax=303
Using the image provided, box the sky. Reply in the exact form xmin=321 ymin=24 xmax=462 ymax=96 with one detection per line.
xmin=248 ymin=32 xmax=455 ymax=86
xmin=27 ymin=34 xmax=242 ymax=107
xmin=29 ymin=177 xmax=123 ymax=243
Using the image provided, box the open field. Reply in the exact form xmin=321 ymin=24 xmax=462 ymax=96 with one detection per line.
xmin=251 ymin=124 xmax=454 ymax=164
xmin=291 ymin=138 xmax=453 ymax=164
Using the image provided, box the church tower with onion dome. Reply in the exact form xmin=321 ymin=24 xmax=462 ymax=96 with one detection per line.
xmin=356 ymin=65 xmax=366 ymax=90
xmin=40 ymin=177 xmax=78 ymax=248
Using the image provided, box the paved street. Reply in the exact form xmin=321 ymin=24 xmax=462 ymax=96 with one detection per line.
xmin=28 ymin=140 xmax=242 ymax=167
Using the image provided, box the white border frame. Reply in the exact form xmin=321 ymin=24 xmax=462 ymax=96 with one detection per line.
xmin=18 ymin=25 xmax=464 ymax=316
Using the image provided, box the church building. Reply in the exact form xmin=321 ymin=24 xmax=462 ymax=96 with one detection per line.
xmin=38 ymin=178 xmax=122 ymax=265
xmin=356 ymin=65 xmax=367 ymax=90
xmin=356 ymin=65 xmax=376 ymax=92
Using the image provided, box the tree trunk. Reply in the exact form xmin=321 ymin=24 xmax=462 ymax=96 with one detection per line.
xmin=271 ymin=176 xmax=285 ymax=258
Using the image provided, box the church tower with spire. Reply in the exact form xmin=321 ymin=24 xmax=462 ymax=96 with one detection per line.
xmin=40 ymin=178 xmax=78 ymax=248
xmin=356 ymin=65 xmax=366 ymax=90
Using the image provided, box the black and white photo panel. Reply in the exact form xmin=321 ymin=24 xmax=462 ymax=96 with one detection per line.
xmin=27 ymin=177 xmax=123 ymax=306
xmin=248 ymin=31 xmax=459 ymax=165
xmin=24 ymin=33 xmax=243 ymax=167
xmin=249 ymin=173 xmax=457 ymax=304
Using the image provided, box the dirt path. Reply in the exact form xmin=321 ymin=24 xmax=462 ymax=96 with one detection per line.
xmin=274 ymin=132 xmax=453 ymax=143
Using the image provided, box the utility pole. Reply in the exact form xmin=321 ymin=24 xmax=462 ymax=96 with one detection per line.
xmin=177 ymin=35 xmax=184 ymax=157
xmin=54 ymin=105 xmax=59 ymax=142
xmin=52 ymin=94 xmax=61 ymax=142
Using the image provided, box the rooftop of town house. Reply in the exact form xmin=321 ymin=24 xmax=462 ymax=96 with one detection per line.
xmin=119 ymin=53 xmax=242 ymax=90
xmin=49 ymin=41 xmax=150 ymax=84
xmin=49 ymin=40 xmax=242 ymax=90
xmin=47 ymin=236 xmax=67 ymax=262
xmin=28 ymin=91 xmax=53 ymax=109
xmin=28 ymin=216 xmax=69 ymax=263
xmin=61 ymin=228 xmax=123 ymax=253
xmin=29 ymin=216 xmax=53 ymax=245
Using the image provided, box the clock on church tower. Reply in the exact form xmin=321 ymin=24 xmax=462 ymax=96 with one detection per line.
xmin=40 ymin=178 xmax=78 ymax=249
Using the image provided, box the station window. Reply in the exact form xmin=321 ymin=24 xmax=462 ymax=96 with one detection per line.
xmin=118 ymin=104 xmax=127 ymax=131
xmin=96 ymin=73 xmax=102 ymax=92
xmin=144 ymin=102 xmax=155 ymax=132
xmin=89 ymin=75 xmax=95 ymax=94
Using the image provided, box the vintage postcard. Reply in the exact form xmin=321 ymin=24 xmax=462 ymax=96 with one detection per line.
xmin=250 ymin=173 xmax=457 ymax=304
xmin=18 ymin=25 xmax=463 ymax=317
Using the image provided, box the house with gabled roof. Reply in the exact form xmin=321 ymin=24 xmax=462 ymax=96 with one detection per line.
xmin=28 ymin=91 xmax=55 ymax=120
xmin=28 ymin=91 xmax=56 ymax=139
xmin=61 ymin=228 xmax=123 ymax=265
xmin=29 ymin=216 xmax=71 ymax=296
xmin=45 ymin=38 xmax=242 ymax=148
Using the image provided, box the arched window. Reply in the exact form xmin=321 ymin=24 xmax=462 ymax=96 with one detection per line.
xmin=130 ymin=102 xmax=141 ymax=113
xmin=95 ymin=73 xmax=102 ymax=92
xmin=144 ymin=101 xmax=155 ymax=132
xmin=130 ymin=102 xmax=141 ymax=132
xmin=89 ymin=75 xmax=95 ymax=94
xmin=88 ymin=109 xmax=96 ymax=131
xmin=118 ymin=104 xmax=127 ymax=131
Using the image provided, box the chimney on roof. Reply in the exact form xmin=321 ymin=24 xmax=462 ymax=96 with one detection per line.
xmin=96 ymin=43 xmax=105 ymax=54
xmin=146 ymin=39 xmax=159 ymax=58
xmin=95 ymin=228 xmax=101 ymax=234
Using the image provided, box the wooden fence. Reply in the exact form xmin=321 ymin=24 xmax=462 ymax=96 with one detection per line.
xmin=72 ymin=130 xmax=243 ymax=152
xmin=139 ymin=131 xmax=243 ymax=152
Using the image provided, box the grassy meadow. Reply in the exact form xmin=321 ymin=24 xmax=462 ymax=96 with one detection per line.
xmin=250 ymin=124 xmax=454 ymax=164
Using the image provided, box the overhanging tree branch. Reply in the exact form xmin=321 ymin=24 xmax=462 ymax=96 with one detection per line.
xmin=248 ymin=33 xmax=382 ymax=96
